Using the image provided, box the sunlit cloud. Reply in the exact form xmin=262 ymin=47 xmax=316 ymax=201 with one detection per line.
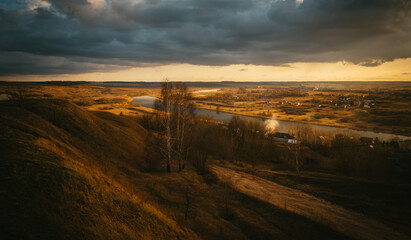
xmin=27 ymin=0 xmax=51 ymax=10
xmin=0 ymin=0 xmax=410 ymax=79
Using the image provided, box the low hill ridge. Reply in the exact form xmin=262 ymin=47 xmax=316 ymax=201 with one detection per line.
xmin=0 ymin=99 xmax=198 ymax=239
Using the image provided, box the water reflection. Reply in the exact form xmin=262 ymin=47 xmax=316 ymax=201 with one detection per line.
xmin=132 ymin=96 xmax=410 ymax=142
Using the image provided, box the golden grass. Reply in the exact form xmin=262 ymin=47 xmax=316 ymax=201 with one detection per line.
xmin=192 ymin=88 xmax=411 ymax=136
xmin=0 ymin=96 xmax=354 ymax=239
xmin=0 ymin=99 xmax=198 ymax=239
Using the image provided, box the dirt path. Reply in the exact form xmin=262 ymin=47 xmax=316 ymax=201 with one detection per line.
xmin=210 ymin=165 xmax=409 ymax=240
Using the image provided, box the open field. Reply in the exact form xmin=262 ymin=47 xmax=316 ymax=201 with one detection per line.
xmin=190 ymin=84 xmax=411 ymax=136
xmin=1 ymin=81 xmax=410 ymax=136
xmin=0 ymin=85 xmax=158 ymax=116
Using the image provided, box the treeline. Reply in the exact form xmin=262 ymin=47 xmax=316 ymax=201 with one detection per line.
xmin=139 ymin=112 xmax=279 ymax=173
xmin=286 ymin=124 xmax=410 ymax=179
xmin=138 ymin=81 xmax=410 ymax=180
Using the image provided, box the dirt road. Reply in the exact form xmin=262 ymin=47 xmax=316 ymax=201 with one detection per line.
xmin=210 ymin=165 xmax=409 ymax=240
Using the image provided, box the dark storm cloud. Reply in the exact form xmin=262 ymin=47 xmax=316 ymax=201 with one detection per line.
xmin=0 ymin=51 xmax=132 ymax=75
xmin=0 ymin=0 xmax=410 ymax=75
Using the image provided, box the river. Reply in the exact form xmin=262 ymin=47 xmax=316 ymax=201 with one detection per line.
xmin=132 ymin=96 xmax=411 ymax=142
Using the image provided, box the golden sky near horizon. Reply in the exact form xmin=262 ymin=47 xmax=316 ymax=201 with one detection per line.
xmin=3 ymin=58 xmax=410 ymax=82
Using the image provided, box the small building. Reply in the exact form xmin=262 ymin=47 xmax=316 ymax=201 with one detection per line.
xmin=275 ymin=132 xmax=293 ymax=139
xmin=288 ymin=139 xmax=298 ymax=144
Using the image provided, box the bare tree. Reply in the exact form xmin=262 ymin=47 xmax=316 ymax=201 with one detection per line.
xmin=227 ymin=116 xmax=264 ymax=166
xmin=228 ymin=116 xmax=246 ymax=163
xmin=188 ymin=118 xmax=216 ymax=173
xmin=154 ymin=80 xmax=194 ymax=172
xmin=173 ymin=83 xmax=194 ymax=171
xmin=287 ymin=123 xmax=314 ymax=145
xmin=155 ymin=78 xmax=173 ymax=172
xmin=287 ymin=141 xmax=303 ymax=176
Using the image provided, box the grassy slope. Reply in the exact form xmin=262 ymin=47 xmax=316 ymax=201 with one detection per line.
xmin=0 ymin=99 xmax=197 ymax=239
xmin=225 ymin=163 xmax=411 ymax=238
xmin=0 ymin=99 xmax=351 ymax=240
xmin=130 ymin=170 xmax=352 ymax=240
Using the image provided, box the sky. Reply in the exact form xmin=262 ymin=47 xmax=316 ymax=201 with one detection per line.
xmin=0 ymin=0 xmax=410 ymax=82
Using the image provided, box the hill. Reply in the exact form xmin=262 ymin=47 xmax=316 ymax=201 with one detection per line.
xmin=0 ymin=99 xmax=198 ymax=239
xmin=0 ymin=99 xmax=354 ymax=240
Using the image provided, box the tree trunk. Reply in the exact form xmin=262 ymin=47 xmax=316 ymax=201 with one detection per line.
xmin=177 ymin=109 xmax=181 ymax=171
xmin=166 ymin=103 xmax=172 ymax=172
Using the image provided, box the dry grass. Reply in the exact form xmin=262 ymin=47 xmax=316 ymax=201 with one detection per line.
xmin=192 ymin=87 xmax=411 ymax=136
xmin=210 ymin=165 xmax=409 ymax=240
xmin=127 ymin=167 xmax=350 ymax=240
xmin=1 ymin=85 xmax=410 ymax=135
xmin=232 ymin=164 xmax=411 ymax=237
xmin=0 ymin=99 xmax=197 ymax=239
xmin=0 ymin=85 xmax=159 ymax=117
xmin=0 ymin=97 xmax=350 ymax=239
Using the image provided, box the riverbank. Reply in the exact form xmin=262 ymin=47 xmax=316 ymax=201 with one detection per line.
xmin=1 ymin=85 xmax=408 ymax=139
xmin=132 ymin=95 xmax=411 ymax=142
xmin=193 ymin=102 xmax=411 ymax=138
